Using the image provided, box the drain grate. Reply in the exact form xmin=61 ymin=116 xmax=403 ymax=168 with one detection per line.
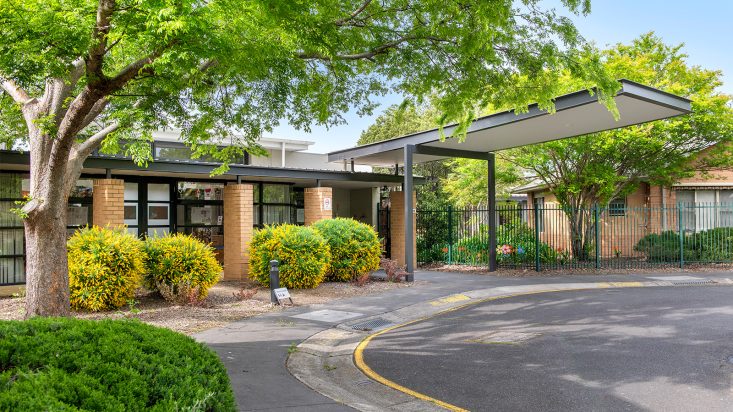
xmin=351 ymin=318 xmax=392 ymax=331
xmin=670 ymin=279 xmax=716 ymax=286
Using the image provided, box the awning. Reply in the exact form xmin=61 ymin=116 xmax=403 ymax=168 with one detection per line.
xmin=328 ymin=79 xmax=691 ymax=166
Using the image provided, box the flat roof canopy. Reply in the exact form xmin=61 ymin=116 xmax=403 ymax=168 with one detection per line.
xmin=329 ymin=80 xmax=691 ymax=166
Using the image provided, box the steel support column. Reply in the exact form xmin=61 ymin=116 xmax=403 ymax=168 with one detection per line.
xmin=488 ymin=153 xmax=497 ymax=272
xmin=404 ymin=144 xmax=415 ymax=281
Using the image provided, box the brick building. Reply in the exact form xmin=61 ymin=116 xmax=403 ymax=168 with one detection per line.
xmin=0 ymin=132 xmax=419 ymax=288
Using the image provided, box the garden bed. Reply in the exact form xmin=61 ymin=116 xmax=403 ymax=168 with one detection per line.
xmin=421 ymin=262 xmax=733 ymax=277
xmin=0 ymin=279 xmax=414 ymax=335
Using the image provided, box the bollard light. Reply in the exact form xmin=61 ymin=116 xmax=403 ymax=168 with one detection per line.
xmin=269 ymin=260 xmax=280 ymax=304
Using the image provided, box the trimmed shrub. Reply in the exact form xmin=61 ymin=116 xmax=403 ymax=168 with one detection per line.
xmin=249 ymin=224 xmax=330 ymax=289
xmin=312 ymin=218 xmax=381 ymax=282
xmin=67 ymin=226 xmax=146 ymax=311
xmin=635 ymin=228 xmax=733 ymax=262
xmin=0 ymin=318 xmax=235 ymax=411
xmin=633 ymin=230 xmax=684 ymax=261
xmin=145 ymin=233 xmax=222 ymax=303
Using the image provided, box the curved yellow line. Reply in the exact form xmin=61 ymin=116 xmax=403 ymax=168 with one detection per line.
xmin=353 ymin=288 xmax=621 ymax=411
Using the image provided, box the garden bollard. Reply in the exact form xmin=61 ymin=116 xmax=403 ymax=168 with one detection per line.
xmin=269 ymin=260 xmax=280 ymax=304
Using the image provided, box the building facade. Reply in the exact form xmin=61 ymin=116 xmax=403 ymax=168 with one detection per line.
xmin=0 ymin=132 xmax=416 ymax=288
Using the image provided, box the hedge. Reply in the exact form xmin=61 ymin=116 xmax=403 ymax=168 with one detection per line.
xmin=312 ymin=218 xmax=381 ymax=282
xmin=67 ymin=226 xmax=146 ymax=311
xmin=249 ymin=224 xmax=330 ymax=288
xmin=0 ymin=318 xmax=235 ymax=411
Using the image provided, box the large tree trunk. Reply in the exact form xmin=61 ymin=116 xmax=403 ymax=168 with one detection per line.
xmin=24 ymin=207 xmax=70 ymax=317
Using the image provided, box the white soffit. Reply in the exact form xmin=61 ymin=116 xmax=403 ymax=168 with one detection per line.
xmin=328 ymin=80 xmax=691 ymax=166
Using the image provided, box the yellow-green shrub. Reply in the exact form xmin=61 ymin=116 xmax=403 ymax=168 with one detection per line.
xmin=144 ymin=233 xmax=222 ymax=303
xmin=249 ymin=224 xmax=330 ymax=289
xmin=68 ymin=226 xmax=146 ymax=311
xmin=312 ymin=218 xmax=381 ymax=282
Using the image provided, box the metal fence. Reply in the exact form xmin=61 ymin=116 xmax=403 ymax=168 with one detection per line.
xmin=416 ymin=203 xmax=733 ymax=271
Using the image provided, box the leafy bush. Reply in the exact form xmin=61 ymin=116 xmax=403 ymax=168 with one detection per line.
xmin=145 ymin=233 xmax=222 ymax=303
xmin=312 ymin=218 xmax=381 ymax=282
xmin=67 ymin=226 xmax=146 ymax=311
xmin=249 ymin=224 xmax=331 ymax=289
xmin=633 ymin=230 xmax=684 ymax=261
xmin=635 ymin=228 xmax=733 ymax=262
xmin=0 ymin=318 xmax=235 ymax=411
xmin=447 ymin=222 xmax=557 ymax=266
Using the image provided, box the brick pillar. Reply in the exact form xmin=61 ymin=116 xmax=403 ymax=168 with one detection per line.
xmin=223 ymin=184 xmax=254 ymax=281
xmin=389 ymin=191 xmax=416 ymax=268
xmin=92 ymin=179 xmax=124 ymax=227
xmin=304 ymin=187 xmax=333 ymax=225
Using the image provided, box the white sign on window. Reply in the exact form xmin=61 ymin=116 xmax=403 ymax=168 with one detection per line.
xmin=323 ymin=197 xmax=332 ymax=211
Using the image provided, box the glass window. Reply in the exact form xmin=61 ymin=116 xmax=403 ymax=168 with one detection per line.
xmin=124 ymin=182 xmax=138 ymax=201
xmin=148 ymin=183 xmax=170 ymax=201
xmin=155 ymin=142 xmax=218 ymax=163
xmin=262 ymin=184 xmax=289 ymax=203
xmin=263 ymin=205 xmax=292 ymax=225
xmin=69 ymin=180 xmax=93 ymax=198
xmin=720 ymin=190 xmax=733 ymax=227
xmin=147 ymin=227 xmax=169 ymax=238
xmin=608 ymin=198 xmax=626 ymax=216
xmin=67 ymin=204 xmax=91 ymax=227
xmin=177 ymin=204 xmax=223 ymax=226
xmin=676 ymin=190 xmax=694 ymax=205
xmin=177 ymin=182 xmax=224 ymax=200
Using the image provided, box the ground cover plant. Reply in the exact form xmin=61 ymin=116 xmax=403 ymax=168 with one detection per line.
xmin=312 ymin=218 xmax=381 ymax=282
xmin=0 ymin=317 xmax=235 ymax=411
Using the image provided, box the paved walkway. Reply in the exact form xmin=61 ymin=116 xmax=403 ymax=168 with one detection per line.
xmin=194 ymin=270 xmax=733 ymax=412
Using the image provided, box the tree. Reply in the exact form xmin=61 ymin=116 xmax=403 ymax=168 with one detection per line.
xmin=0 ymin=0 xmax=616 ymax=316
xmin=507 ymin=33 xmax=733 ymax=259
xmin=358 ymin=103 xmax=452 ymax=208
xmin=442 ymin=157 xmax=520 ymax=207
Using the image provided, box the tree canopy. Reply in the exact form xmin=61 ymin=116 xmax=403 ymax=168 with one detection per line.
xmin=0 ymin=0 xmax=617 ymax=316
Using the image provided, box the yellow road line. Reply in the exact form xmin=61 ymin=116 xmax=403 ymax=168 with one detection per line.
xmin=353 ymin=283 xmax=652 ymax=411
xmin=429 ymin=293 xmax=471 ymax=306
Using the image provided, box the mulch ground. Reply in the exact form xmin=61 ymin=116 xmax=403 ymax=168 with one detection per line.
xmin=0 ymin=279 xmax=415 ymax=335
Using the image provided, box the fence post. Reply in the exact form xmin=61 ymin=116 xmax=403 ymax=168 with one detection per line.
xmin=534 ymin=204 xmax=541 ymax=272
xmin=594 ymin=204 xmax=600 ymax=269
xmin=678 ymin=204 xmax=684 ymax=269
xmin=447 ymin=205 xmax=453 ymax=264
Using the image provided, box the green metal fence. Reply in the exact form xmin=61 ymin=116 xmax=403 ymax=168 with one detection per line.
xmin=416 ymin=203 xmax=733 ymax=271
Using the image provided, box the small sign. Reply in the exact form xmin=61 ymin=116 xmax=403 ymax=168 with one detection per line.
xmin=217 ymin=215 xmax=223 ymax=225
xmin=323 ymin=197 xmax=332 ymax=211
xmin=273 ymin=287 xmax=293 ymax=305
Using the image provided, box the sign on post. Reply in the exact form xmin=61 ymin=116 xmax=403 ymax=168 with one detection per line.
xmin=273 ymin=287 xmax=293 ymax=306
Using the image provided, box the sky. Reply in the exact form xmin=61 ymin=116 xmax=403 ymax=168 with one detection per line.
xmin=268 ymin=1 xmax=733 ymax=154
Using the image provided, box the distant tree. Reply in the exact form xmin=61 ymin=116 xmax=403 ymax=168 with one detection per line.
xmin=507 ymin=33 xmax=733 ymax=259
xmin=0 ymin=0 xmax=616 ymax=316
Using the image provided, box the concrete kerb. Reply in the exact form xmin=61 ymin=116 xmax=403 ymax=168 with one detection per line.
xmin=286 ymin=278 xmax=733 ymax=412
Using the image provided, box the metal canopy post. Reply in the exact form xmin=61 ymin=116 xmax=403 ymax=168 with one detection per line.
xmin=487 ymin=153 xmax=497 ymax=272
xmin=404 ymin=144 xmax=415 ymax=281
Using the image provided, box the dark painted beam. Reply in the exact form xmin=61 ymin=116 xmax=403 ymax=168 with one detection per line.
xmin=404 ymin=144 xmax=415 ymax=281
xmin=0 ymin=150 xmax=425 ymax=185
xmin=413 ymin=145 xmax=492 ymax=160
xmin=488 ymin=153 xmax=497 ymax=272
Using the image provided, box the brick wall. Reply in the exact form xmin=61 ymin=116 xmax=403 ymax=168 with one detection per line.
xmin=304 ymin=187 xmax=333 ymax=225
xmin=389 ymin=191 xmax=416 ymax=268
xmin=223 ymin=184 xmax=254 ymax=281
xmin=92 ymin=179 xmax=124 ymax=227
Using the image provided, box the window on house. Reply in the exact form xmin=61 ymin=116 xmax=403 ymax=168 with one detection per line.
xmin=608 ymin=197 xmax=626 ymax=216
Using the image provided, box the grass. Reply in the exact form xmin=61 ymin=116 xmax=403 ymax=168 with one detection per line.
xmin=0 ymin=317 xmax=235 ymax=411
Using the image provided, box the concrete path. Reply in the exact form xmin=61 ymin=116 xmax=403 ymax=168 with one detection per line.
xmin=194 ymin=271 xmax=733 ymax=411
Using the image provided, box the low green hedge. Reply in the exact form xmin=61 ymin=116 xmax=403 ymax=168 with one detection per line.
xmin=0 ymin=318 xmax=235 ymax=411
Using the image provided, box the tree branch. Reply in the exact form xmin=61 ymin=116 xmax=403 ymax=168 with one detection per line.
xmin=86 ymin=0 xmax=116 ymax=84
xmin=334 ymin=0 xmax=372 ymax=26
xmin=0 ymin=77 xmax=34 ymax=105
xmin=76 ymin=121 xmax=120 ymax=158
xmin=297 ymin=34 xmax=419 ymax=61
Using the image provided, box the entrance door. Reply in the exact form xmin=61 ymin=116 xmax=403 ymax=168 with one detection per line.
xmin=377 ymin=201 xmax=391 ymax=257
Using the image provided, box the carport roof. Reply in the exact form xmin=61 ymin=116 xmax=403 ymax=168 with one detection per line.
xmin=328 ymin=80 xmax=691 ymax=166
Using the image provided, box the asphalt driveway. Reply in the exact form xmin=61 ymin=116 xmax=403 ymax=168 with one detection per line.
xmin=362 ymin=286 xmax=733 ymax=411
